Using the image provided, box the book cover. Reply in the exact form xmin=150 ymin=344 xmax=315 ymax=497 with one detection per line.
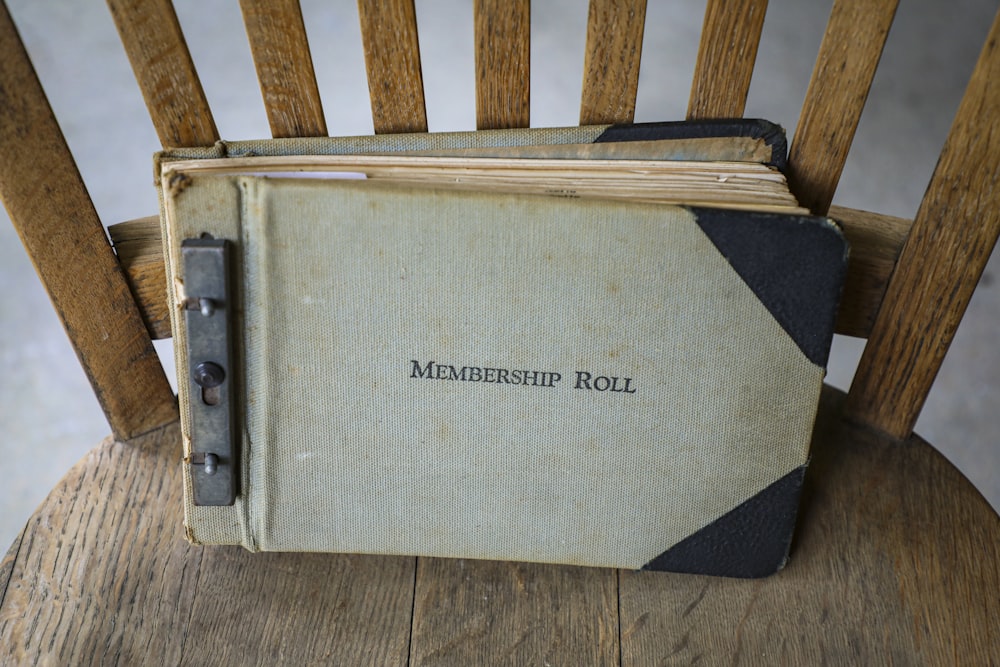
xmin=161 ymin=164 xmax=847 ymax=577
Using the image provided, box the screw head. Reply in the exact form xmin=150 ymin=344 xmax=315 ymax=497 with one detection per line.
xmin=204 ymin=453 xmax=219 ymax=476
xmin=198 ymin=298 xmax=216 ymax=317
xmin=193 ymin=362 xmax=226 ymax=388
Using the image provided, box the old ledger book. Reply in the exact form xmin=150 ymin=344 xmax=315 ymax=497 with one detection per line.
xmin=159 ymin=123 xmax=847 ymax=578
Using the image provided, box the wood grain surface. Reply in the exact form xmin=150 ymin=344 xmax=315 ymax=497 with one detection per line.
xmin=109 ymin=216 xmax=172 ymax=340
xmin=0 ymin=529 xmax=22 ymax=610
xmin=358 ymin=0 xmax=428 ymax=134
xmin=239 ymin=0 xmax=327 ymax=138
xmin=0 ymin=5 xmax=177 ymax=441
xmin=0 ymin=422 xmax=417 ymax=666
xmin=107 ymin=0 xmax=219 ymax=148
xmin=846 ymin=8 xmax=1000 ymax=439
xmin=2 ymin=388 xmax=996 ymax=664
xmin=618 ymin=387 xmax=1000 ymax=664
xmin=786 ymin=0 xmax=899 ymax=215
xmin=579 ymin=0 xmax=647 ymax=125
xmin=828 ymin=205 xmax=910 ymax=339
xmin=107 ymin=204 xmax=909 ymax=341
xmin=474 ymin=0 xmax=530 ymax=130
xmin=687 ymin=0 xmax=767 ymax=120
xmin=410 ymin=558 xmax=618 ymax=666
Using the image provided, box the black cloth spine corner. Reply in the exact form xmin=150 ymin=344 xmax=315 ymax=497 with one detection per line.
xmin=641 ymin=466 xmax=807 ymax=578
xmin=593 ymin=119 xmax=788 ymax=170
xmin=689 ymin=207 xmax=849 ymax=368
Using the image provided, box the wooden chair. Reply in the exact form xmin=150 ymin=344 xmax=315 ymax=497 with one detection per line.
xmin=2 ymin=0 xmax=998 ymax=663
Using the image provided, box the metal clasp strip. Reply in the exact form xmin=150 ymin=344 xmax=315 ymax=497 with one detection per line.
xmin=182 ymin=237 xmax=237 ymax=506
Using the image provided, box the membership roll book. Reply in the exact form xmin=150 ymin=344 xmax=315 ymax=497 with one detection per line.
xmin=158 ymin=121 xmax=848 ymax=578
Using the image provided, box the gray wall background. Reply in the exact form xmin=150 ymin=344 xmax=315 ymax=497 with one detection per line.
xmin=2 ymin=0 xmax=997 ymax=551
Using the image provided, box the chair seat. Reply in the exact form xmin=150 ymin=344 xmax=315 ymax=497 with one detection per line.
xmin=1 ymin=385 xmax=997 ymax=665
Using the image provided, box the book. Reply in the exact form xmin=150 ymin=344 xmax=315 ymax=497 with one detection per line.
xmin=159 ymin=122 xmax=847 ymax=578
xmin=156 ymin=118 xmax=788 ymax=167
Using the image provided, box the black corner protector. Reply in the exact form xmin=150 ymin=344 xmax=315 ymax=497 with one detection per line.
xmin=690 ymin=208 xmax=848 ymax=368
xmin=641 ymin=466 xmax=807 ymax=579
xmin=593 ymin=119 xmax=788 ymax=170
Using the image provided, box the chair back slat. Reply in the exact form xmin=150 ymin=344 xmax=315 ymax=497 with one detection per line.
xmin=786 ymin=0 xmax=898 ymax=215
xmin=686 ymin=0 xmax=767 ymax=120
xmin=579 ymin=0 xmax=646 ymax=125
xmin=0 ymin=4 xmax=176 ymax=440
xmin=107 ymin=0 xmax=218 ymax=148
xmin=846 ymin=8 xmax=1000 ymax=440
xmin=474 ymin=0 xmax=530 ymax=130
xmin=239 ymin=0 xmax=327 ymax=138
xmin=358 ymin=0 xmax=427 ymax=134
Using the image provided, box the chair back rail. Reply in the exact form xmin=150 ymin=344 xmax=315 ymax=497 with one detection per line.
xmin=579 ymin=0 xmax=646 ymax=125
xmin=4 ymin=0 xmax=998 ymax=442
xmin=687 ymin=0 xmax=767 ymax=120
xmin=239 ymin=0 xmax=327 ymax=138
xmin=108 ymin=217 xmax=170 ymax=341
xmin=846 ymin=11 xmax=1000 ymax=438
xmin=358 ymin=0 xmax=427 ymax=134
xmin=0 ymin=3 xmax=176 ymax=441
xmin=107 ymin=0 xmax=218 ymax=148
xmin=109 ymin=205 xmax=909 ymax=343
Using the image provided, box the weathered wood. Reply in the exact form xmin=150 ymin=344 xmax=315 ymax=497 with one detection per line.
xmin=410 ymin=558 xmax=619 ymax=666
xmin=107 ymin=0 xmax=219 ymax=148
xmin=109 ymin=216 xmax=172 ymax=340
xmin=357 ymin=0 xmax=428 ymax=134
xmin=474 ymin=0 xmax=530 ymax=130
xmin=107 ymin=205 xmax=910 ymax=341
xmin=0 ymin=422 xmax=417 ymax=665
xmin=0 ymin=5 xmax=177 ymax=441
xmin=619 ymin=387 xmax=1000 ymax=665
xmin=0 ymin=529 xmax=22 ymax=610
xmin=239 ymin=0 xmax=327 ymax=138
xmin=786 ymin=0 xmax=898 ymax=215
xmin=687 ymin=0 xmax=767 ymax=120
xmin=579 ymin=0 xmax=647 ymax=125
xmin=4 ymin=389 xmax=996 ymax=664
xmin=845 ymin=9 xmax=1000 ymax=439
xmin=828 ymin=205 xmax=909 ymax=339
